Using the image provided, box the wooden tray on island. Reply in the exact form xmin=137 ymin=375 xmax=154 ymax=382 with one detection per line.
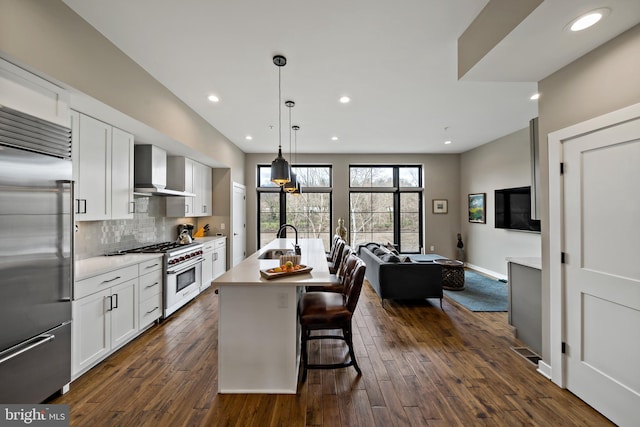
xmin=260 ymin=265 xmax=313 ymax=280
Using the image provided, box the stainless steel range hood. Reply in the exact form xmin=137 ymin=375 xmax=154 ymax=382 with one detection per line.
xmin=134 ymin=145 xmax=195 ymax=197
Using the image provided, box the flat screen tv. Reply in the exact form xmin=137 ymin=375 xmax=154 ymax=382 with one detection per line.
xmin=495 ymin=186 xmax=541 ymax=232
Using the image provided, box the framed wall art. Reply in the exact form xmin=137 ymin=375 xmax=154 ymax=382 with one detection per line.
xmin=432 ymin=199 xmax=448 ymax=214
xmin=468 ymin=193 xmax=486 ymax=223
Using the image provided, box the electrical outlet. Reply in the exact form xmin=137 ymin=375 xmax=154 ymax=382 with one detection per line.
xmin=430 ymin=245 xmax=435 ymax=251
xmin=277 ymin=292 xmax=288 ymax=308
xmin=220 ymin=223 xmax=225 ymax=230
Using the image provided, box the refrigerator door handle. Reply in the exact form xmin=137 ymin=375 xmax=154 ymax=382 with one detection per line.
xmin=0 ymin=334 xmax=56 ymax=366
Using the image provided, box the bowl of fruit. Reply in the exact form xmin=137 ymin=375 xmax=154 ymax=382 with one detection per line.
xmin=260 ymin=258 xmax=312 ymax=279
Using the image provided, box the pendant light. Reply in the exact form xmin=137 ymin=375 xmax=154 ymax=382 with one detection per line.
xmin=292 ymin=125 xmax=302 ymax=196
xmin=270 ymin=55 xmax=290 ymax=186
xmin=283 ymin=100 xmax=298 ymax=193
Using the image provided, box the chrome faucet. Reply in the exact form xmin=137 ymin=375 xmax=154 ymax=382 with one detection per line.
xmin=277 ymin=223 xmax=300 ymax=255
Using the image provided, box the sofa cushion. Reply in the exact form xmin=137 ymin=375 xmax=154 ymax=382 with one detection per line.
xmin=373 ymin=247 xmax=389 ymax=257
xmin=381 ymin=253 xmax=401 ymax=263
xmin=385 ymin=242 xmax=400 ymax=255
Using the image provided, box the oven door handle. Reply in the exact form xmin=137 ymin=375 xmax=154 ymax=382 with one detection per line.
xmin=167 ymin=257 xmax=203 ymax=274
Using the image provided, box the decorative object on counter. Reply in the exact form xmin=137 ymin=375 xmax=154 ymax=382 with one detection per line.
xmin=270 ymin=55 xmax=291 ymax=186
xmin=456 ymin=233 xmax=465 ymax=262
xmin=432 ymin=199 xmax=448 ymax=214
xmin=283 ymin=101 xmax=298 ymax=193
xmin=468 ymin=193 xmax=486 ymax=223
xmin=335 ymin=217 xmax=348 ymax=241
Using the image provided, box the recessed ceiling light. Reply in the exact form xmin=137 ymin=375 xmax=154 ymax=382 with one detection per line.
xmin=339 ymin=96 xmax=351 ymax=104
xmin=444 ymin=140 xmax=452 ymax=145
xmin=569 ymin=8 xmax=609 ymax=32
xmin=207 ymin=94 xmax=219 ymax=103
xmin=331 ymin=136 xmax=339 ymax=141
xmin=245 ymin=135 xmax=253 ymax=140
xmin=530 ymin=93 xmax=540 ymax=100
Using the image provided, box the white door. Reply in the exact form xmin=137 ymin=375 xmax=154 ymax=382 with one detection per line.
xmin=232 ymin=182 xmax=246 ymax=266
xmin=562 ymin=117 xmax=640 ymax=427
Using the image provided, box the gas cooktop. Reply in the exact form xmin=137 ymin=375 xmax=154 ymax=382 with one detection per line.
xmin=125 ymin=241 xmax=201 ymax=254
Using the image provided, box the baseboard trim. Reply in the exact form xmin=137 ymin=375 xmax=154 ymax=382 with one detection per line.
xmin=464 ymin=263 xmax=508 ymax=282
xmin=537 ymin=360 xmax=552 ymax=380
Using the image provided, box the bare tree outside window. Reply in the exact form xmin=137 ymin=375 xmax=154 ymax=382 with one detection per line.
xmin=349 ymin=165 xmax=422 ymax=253
xmin=257 ymin=165 xmax=332 ymax=249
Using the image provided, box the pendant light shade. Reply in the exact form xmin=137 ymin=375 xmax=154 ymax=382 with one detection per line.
xmin=270 ymin=55 xmax=290 ymax=185
xmin=292 ymin=125 xmax=302 ymax=196
xmin=283 ymin=100 xmax=298 ymax=193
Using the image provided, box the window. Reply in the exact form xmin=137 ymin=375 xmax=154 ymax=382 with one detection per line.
xmin=349 ymin=165 xmax=422 ymax=253
xmin=257 ymin=165 xmax=332 ymax=249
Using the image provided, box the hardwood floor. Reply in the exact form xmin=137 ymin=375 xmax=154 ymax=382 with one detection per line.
xmin=51 ymin=282 xmax=614 ymax=426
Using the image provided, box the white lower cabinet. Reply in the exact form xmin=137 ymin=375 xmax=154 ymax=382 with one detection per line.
xmin=200 ymin=237 xmax=226 ymax=292
xmin=72 ymin=256 xmax=163 ymax=379
xmin=72 ymin=278 xmax=137 ymax=377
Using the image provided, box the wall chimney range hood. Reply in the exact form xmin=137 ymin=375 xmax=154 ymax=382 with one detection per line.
xmin=134 ymin=145 xmax=195 ymax=197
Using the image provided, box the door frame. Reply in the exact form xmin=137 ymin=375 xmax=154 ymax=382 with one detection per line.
xmin=548 ymin=101 xmax=640 ymax=388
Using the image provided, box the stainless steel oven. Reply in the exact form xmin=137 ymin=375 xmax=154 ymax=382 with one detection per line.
xmin=165 ymin=255 xmax=202 ymax=317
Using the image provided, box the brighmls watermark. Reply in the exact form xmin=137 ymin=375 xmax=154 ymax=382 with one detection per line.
xmin=0 ymin=405 xmax=68 ymax=426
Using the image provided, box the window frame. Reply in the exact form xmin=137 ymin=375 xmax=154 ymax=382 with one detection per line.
xmin=349 ymin=165 xmax=423 ymax=253
xmin=257 ymin=164 xmax=333 ymax=249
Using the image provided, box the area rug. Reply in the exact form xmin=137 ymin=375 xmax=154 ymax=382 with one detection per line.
xmin=443 ymin=270 xmax=508 ymax=312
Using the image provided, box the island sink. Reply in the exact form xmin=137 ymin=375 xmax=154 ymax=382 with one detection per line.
xmin=257 ymin=249 xmax=294 ymax=259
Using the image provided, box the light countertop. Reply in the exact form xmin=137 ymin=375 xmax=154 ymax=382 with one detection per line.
xmin=75 ymin=253 xmax=164 ymax=280
xmin=506 ymin=257 xmax=542 ymax=270
xmin=194 ymin=235 xmax=227 ymax=243
xmin=214 ymin=238 xmax=331 ymax=286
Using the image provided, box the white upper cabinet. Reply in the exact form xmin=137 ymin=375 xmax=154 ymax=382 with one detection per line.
xmin=71 ymin=111 xmax=134 ymax=221
xmin=111 ymin=128 xmax=135 ymax=219
xmin=0 ymin=58 xmax=70 ymax=127
xmin=166 ymin=156 xmax=212 ymax=217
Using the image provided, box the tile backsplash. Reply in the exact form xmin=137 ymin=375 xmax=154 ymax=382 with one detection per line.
xmin=75 ymin=197 xmax=188 ymax=259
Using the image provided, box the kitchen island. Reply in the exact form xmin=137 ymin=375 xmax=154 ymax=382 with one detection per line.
xmin=214 ymin=238 xmax=331 ymax=394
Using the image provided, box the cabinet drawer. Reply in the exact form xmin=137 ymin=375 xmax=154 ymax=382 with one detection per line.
xmin=139 ymin=294 xmax=162 ymax=329
xmin=214 ymin=239 xmax=226 ymax=249
xmin=203 ymin=242 xmax=215 ymax=252
xmin=139 ymin=270 xmax=162 ymax=301
xmin=138 ymin=257 xmax=163 ymax=274
xmin=74 ymin=265 xmax=138 ymax=300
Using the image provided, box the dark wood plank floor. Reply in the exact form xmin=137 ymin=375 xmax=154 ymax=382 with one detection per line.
xmin=51 ymin=281 xmax=614 ymax=426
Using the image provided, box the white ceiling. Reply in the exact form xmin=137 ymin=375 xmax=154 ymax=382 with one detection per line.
xmin=62 ymin=0 xmax=640 ymax=155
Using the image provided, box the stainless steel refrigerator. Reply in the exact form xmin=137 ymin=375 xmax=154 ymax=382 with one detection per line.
xmin=0 ymin=106 xmax=73 ymax=403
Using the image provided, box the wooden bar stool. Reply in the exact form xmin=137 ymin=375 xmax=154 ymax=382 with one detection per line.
xmin=298 ymin=259 xmax=366 ymax=382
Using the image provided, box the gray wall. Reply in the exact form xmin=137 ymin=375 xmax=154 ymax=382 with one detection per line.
xmin=460 ymin=127 xmax=541 ymax=278
xmin=244 ymin=153 xmax=461 ymax=257
xmin=537 ymin=24 xmax=640 ymax=362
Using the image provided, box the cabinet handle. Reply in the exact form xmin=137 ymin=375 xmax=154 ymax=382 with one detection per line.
xmin=145 ymin=264 xmax=159 ymax=269
xmin=105 ymin=295 xmax=113 ymax=312
xmin=101 ymin=276 xmax=121 ymax=284
xmin=75 ymin=199 xmax=87 ymax=214
xmin=130 ymin=201 xmax=136 ymax=214
xmin=146 ymin=307 xmax=159 ymax=314
xmin=145 ymin=282 xmax=159 ymax=289
xmin=112 ymin=293 xmax=118 ymax=309
xmin=185 ymin=205 xmax=189 ymax=214
xmin=202 ymin=205 xmax=206 ymax=213
xmin=213 ymin=253 xmax=218 ymax=261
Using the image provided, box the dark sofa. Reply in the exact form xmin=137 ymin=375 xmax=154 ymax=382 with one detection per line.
xmin=357 ymin=243 xmax=443 ymax=307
